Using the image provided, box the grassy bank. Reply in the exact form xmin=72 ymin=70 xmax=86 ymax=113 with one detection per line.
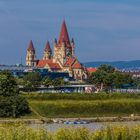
xmin=0 ymin=123 xmax=140 ymax=140
xmin=21 ymin=93 xmax=140 ymax=118
xmin=29 ymin=99 xmax=140 ymax=118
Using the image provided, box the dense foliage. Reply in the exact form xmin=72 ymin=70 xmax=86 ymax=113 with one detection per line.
xmin=0 ymin=96 xmax=30 ymax=117
xmin=0 ymin=71 xmax=19 ymax=96
xmin=23 ymin=72 xmax=41 ymax=91
xmin=0 ymin=124 xmax=140 ymax=140
xmin=88 ymin=64 xmax=134 ymax=92
xmin=42 ymin=77 xmax=67 ymax=88
xmin=0 ymin=71 xmax=30 ymax=117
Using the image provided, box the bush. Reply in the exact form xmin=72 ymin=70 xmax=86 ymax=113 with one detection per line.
xmin=0 ymin=72 xmax=19 ymax=96
xmin=0 ymin=96 xmax=30 ymax=117
xmin=0 ymin=72 xmax=30 ymax=118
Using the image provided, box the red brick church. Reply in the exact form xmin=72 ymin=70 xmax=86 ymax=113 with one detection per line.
xmin=26 ymin=21 xmax=95 ymax=80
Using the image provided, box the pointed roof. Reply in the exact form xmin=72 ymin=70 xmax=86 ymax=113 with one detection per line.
xmin=64 ymin=57 xmax=77 ymax=67
xmin=44 ymin=41 xmax=52 ymax=52
xmin=59 ymin=20 xmax=70 ymax=44
xmin=28 ymin=40 xmax=35 ymax=51
xmin=72 ymin=61 xmax=82 ymax=69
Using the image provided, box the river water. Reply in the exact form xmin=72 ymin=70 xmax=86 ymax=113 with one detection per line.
xmin=29 ymin=121 xmax=140 ymax=132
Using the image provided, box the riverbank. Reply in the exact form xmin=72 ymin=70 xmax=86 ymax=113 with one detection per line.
xmin=6 ymin=93 xmax=138 ymax=120
xmin=1 ymin=116 xmax=140 ymax=124
xmin=29 ymin=99 xmax=140 ymax=118
xmin=21 ymin=93 xmax=140 ymax=118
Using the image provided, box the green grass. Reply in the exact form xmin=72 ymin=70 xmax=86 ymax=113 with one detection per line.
xmin=29 ymin=99 xmax=140 ymax=118
xmin=1 ymin=123 xmax=140 ymax=140
xmin=19 ymin=93 xmax=140 ymax=118
xmin=24 ymin=92 xmax=140 ymax=101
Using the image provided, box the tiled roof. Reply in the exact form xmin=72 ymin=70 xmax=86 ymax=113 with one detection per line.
xmin=64 ymin=57 xmax=76 ymax=67
xmin=44 ymin=41 xmax=52 ymax=52
xmin=47 ymin=62 xmax=61 ymax=70
xmin=37 ymin=59 xmax=61 ymax=70
xmin=28 ymin=40 xmax=35 ymax=51
xmin=37 ymin=60 xmax=47 ymax=68
xmin=87 ymin=68 xmax=97 ymax=73
xmin=72 ymin=61 xmax=82 ymax=69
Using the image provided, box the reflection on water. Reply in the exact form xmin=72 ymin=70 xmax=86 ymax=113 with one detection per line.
xmin=29 ymin=121 xmax=140 ymax=132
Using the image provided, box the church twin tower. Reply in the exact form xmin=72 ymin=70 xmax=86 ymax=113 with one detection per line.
xmin=26 ymin=21 xmax=75 ymax=67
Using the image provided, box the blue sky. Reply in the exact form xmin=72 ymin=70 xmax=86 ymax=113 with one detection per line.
xmin=0 ymin=0 xmax=140 ymax=64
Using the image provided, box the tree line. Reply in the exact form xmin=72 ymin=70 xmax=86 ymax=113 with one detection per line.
xmin=16 ymin=64 xmax=139 ymax=93
xmin=88 ymin=65 xmax=135 ymax=93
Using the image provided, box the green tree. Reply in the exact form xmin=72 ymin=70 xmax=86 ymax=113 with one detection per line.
xmin=52 ymin=78 xmax=66 ymax=88
xmin=15 ymin=78 xmax=25 ymax=86
xmin=88 ymin=65 xmax=134 ymax=93
xmin=42 ymin=77 xmax=53 ymax=88
xmin=114 ymin=72 xmax=134 ymax=89
xmin=98 ymin=64 xmax=115 ymax=73
xmin=23 ymin=72 xmax=41 ymax=91
xmin=133 ymin=77 xmax=140 ymax=88
xmin=0 ymin=71 xmax=19 ymax=96
xmin=88 ymin=70 xmax=107 ymax=91
xmin=104 ymin=73 xmax=116 ymax=93
xmin=0 ymin=72 xmax=30 ymax=117
xmin=0 ymin=96 xmax=30 ymax=118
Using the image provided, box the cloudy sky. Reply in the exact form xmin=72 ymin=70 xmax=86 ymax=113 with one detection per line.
xmin=0 ymin=0 xmax=140 ymax=64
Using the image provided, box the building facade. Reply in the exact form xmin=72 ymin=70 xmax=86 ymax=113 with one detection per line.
xmin=26 ymin=21 xmax=89 ymax=81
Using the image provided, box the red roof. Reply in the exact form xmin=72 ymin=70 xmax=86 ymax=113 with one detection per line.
xmin=28 ymin=40 xmax=35 ymax=51
xmin=59 ymin=20 xmax=70 ymax=45
xmin=47 ymin=62 xmax=61 ymax=70
xmin=64 ymin=57 xmax=76 ymax=67
xmin=44 ymin=41 xmax=51 ymax=52
xmin=37 ymin=60 xmax=47 ymax=68
xmin=37 ymin=59 xmax=61 ymax=70
xmin=87 ymin=68 xmax=97 ymax=73
xmin=72 ymin=61 xmax=82 ymax=69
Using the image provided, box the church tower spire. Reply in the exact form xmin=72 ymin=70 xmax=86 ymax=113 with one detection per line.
xmin=26 ymin=40 xmax=37 ymax=66
xmin=43 ymin=41 xmax=52 ymax=60
xmin=54 ymin=20 xmax=74 ymax=65
xmin=59 ymin=20 xmax=70 ymax=45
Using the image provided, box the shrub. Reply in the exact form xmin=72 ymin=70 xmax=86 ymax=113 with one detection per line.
xmin=0 ymin=72 xmax=30 ymax=118
xmin=0 ymin=96 xmax=30 ymax=117
xmin=0 ymin=72 xmax=19 ymax=96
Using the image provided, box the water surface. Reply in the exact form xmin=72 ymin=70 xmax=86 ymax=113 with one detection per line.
xmin=29 ymin=121 xmax=140 ymax=132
